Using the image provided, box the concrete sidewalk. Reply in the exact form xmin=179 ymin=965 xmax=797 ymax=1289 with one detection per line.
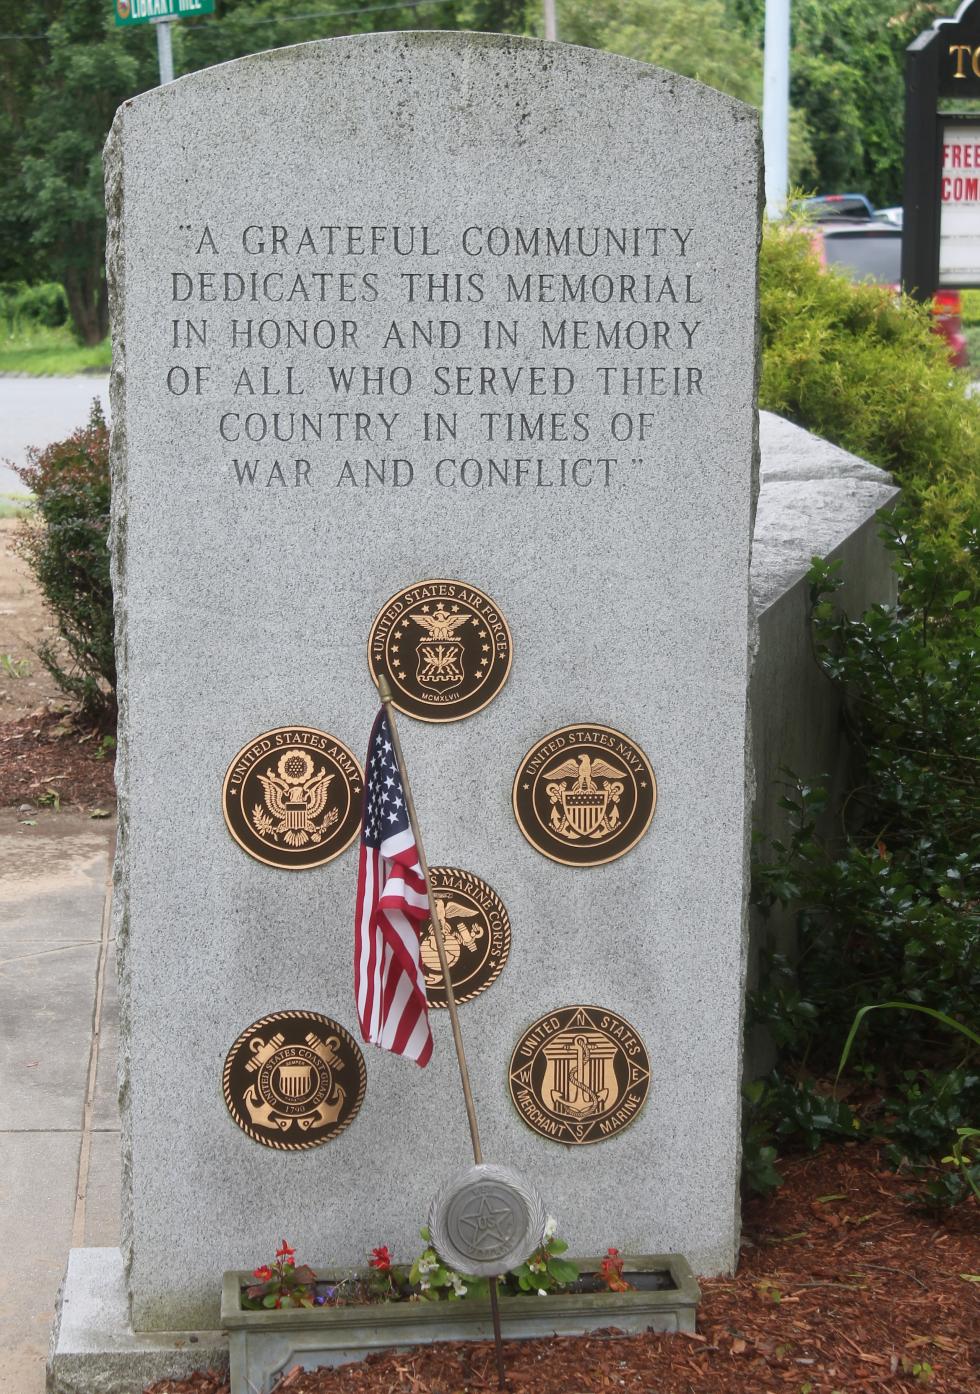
xmin=0 ymin=808 xmax=118 ymax=1394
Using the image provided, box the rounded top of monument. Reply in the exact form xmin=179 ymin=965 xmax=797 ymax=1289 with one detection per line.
xmin=107 ymin=28 xmax=759 ymax=136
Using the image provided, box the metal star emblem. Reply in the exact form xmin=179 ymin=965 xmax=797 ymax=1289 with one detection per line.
xmin=457 ymin=1189 xmax=516 ymax=1252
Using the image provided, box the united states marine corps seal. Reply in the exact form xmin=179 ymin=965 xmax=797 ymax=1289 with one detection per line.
xmin=512 ymin=724 xmax=657 ymax=867
xmin=223 ymin=1011 xmax=366 ymax=1150
xmin=222 ymin=727 xmax=363 ymax=869
xmin=368 ymin=580 xmax=512 ymax=722
xmin=422 ymin=867 xmax=511 ymax=1008
xmin=509 ymin=1005 xmax=651 ymax=1145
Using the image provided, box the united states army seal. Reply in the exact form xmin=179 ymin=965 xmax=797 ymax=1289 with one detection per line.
xmin=509 ymin=1005 xmax=651 ymax=1145
xmin=223 ymin=1011 xmax=366 ymax=1150
xmin=368 ymin=579 xmax=512 ymax=722
xmin=512 ymin=724 xmax=657 ymax=867
xmin=222 ymin=727 xmax=363 ymax=869
xmin=422 ymin=867 xmax=511 ymax=1008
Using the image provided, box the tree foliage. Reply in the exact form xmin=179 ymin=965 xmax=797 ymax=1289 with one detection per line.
xmin=0 ymin=1 xmax=531 ymax=343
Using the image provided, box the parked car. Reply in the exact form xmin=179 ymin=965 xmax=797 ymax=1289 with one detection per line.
xmin=808 ymin=219 xmax=968 ymax=368
xmin=793 ymin=193 xmax=876 ymax=221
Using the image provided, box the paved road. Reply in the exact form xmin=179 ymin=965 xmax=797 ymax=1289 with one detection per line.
xmin=0 ymin=810 xmax=118 ymax=1394
xmin=0 ymin=377 xmax=110 ymax=497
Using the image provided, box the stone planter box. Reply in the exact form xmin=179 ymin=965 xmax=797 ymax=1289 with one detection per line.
xmin=222 ymin=1255 xmax=700 ymax=1394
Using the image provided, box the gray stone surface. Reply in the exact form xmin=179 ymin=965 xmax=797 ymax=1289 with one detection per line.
xmin=754 ymin=412 xmax=897 ymax=614
xmin=748 ymin=413 xmax=899 ymax=1074
xmin=107 ymin=31 xmax=760 ymax=1329
xmin=49 ymin=1249 xmax=226 ymax=1394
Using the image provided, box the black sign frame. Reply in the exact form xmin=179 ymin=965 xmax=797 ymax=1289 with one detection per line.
xmin=903 ymin=0 xmax=980 ymax=298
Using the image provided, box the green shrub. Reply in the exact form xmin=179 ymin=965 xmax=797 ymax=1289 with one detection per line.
xmin=0 ymin=280 xmax=69 ymax=333
xmin=747 ymin=225 xmax=980 ymax=1193
xmin=14 ymin=400 xmax=115 ymax=725
xmin=754 ymin=530 xmax=979 ymax=1050
xmin=760 ymin=223 xmax=980 ymax=558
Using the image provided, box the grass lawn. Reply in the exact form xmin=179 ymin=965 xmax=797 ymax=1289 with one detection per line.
xmin=0 ymin=496 xmax=31 ymax=518
xmin=0 ymin=323 xmax=110 ymax=376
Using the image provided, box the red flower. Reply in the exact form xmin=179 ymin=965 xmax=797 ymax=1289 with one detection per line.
xmin=252 ymin=1265 xmax=273 ymax=1281
xmin=276 ymin=1240 xmax=296 ymax=1265
xmin=599 ymin=1247 xmax=630 ymax=1293
xmin=369 ymin=1245 xmax=393 ymax=1272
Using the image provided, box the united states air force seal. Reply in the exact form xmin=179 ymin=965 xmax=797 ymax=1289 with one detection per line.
xmin=422 ymin=867 xmax=511 ymax=1008
xmin=222 ymin=727 xmax=363 ymax=870
xmin=512 ymin=724 xmax=657 ymax=867
xmin=223 ymin=1011 xmax=366 ymax=1150
xmin=368 ymin=579 xmax=512 ymax=722
xmin=509 ymin=1005 xmax=651 ymax=1145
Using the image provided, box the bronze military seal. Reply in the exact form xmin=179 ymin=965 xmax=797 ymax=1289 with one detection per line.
xmin=422 ymin=867 xmax=511 ymax=1008
xmin=368 ymin=579 xmax=512 ymax=722
xmin=222 ymin=726 xmax=363 ymax=870
xmin=512 ymin=724 xmax=657 ymax=867
xmin=509 ymin=1005 xmax=651 ymax=1145
xmin=223 ymin=1010 xmax=367 ymax=1151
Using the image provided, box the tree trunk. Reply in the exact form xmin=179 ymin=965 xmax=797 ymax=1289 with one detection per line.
xmin=63 ymin=264 xmax=108 ymax=346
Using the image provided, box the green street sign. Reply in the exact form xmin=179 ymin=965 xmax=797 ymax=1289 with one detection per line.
xmin=114 ymin=0 xmax=215 ymax=27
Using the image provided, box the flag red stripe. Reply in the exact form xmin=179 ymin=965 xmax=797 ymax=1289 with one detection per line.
xmin=353 ymin=708 xmax=433 ymax=1066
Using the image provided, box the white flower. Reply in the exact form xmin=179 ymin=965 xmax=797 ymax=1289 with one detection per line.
xmin=417 ymin=1257 xmax=436 ymax=1276
xmin=420 ymin=1280 xmax=430 ymax=1292
xmin=544 ymin=1215 xmax=557 ymax=1240
xmin=537 ymin=1288 xmax=547 ymax=1297
xmin=451 ymin=1275 xmax=468 ymax=1297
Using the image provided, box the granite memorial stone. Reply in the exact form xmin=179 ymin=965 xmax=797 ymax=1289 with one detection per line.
xmin=104 ymin=30 xmax=760 ymax=1330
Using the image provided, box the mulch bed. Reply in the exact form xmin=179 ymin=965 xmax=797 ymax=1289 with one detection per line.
xmin=0 ymin=709 xmax=115 ymax=809
xmin=145 ymin=1143 xmax=979 ymax=1394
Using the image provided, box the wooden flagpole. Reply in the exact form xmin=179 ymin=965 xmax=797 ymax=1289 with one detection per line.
xmin=375 ymin=674 xmax=507 ymax=1387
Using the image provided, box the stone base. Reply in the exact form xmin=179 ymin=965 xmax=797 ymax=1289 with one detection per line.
xmin=49 ymin=1249 xmax=227 ymax=1394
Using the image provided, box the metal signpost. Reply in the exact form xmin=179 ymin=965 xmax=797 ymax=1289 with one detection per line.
xmin=113 ymin=0 xmax=216 ymax=87
xmin=903 ymin=0 xmax=980 ymax=296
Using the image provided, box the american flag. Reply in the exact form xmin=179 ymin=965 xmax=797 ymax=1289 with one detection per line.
xmin=354 ymin=707 xmax=434 ymax=1066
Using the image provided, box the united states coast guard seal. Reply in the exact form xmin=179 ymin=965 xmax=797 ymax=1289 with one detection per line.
xmin=222 ymin=726 xmax=363 ymax=869
xmin=223 ymin=1011 xmax=366 ymax=1150
xmin=368 ymin=579 xmax=512 ymax=722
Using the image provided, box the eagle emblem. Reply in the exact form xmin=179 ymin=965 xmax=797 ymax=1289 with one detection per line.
xmin=543 ymin=754 xmax=627 ymax=841
xmin=411 ymin=605 xmax=472 ymax=689
xmin=250 ymin=749 xmax=339 ymax=848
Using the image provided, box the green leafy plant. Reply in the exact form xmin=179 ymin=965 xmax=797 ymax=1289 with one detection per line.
xmin=14 ymin=399 xmax=115 ymax=725
xmin=93 ymin=733 xmax=116 ymax=761
xmin=501 ymin=1218 xmax=580 ymax=1297
xmin=838 ymin=1002 xmax=979 ymax=1208
xmin=408 ymin=1227 xmax=488 ymax=1302
xmin=0 ymin=654 xmax=31 ymax=678
xmin=741 ymin=1081 xmax=784 ymax=1196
